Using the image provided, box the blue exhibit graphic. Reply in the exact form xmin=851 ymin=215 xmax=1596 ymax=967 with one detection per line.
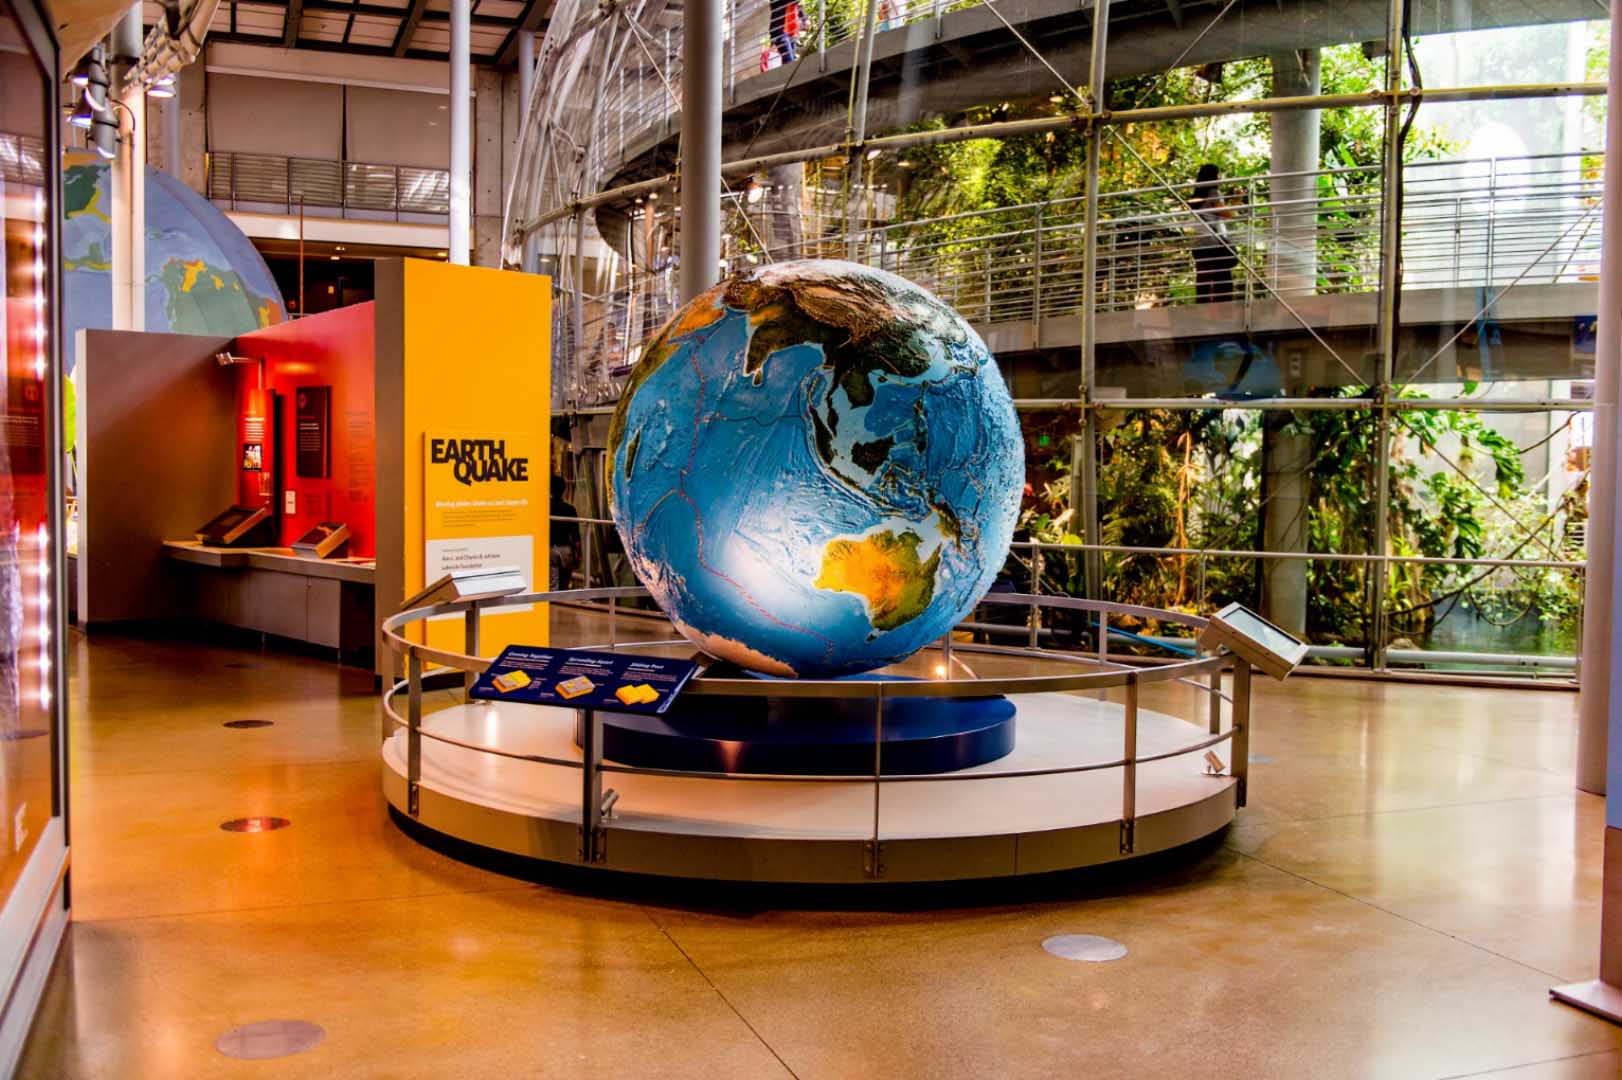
xmin=607 ymin=260 xmax=1025 ymax=678
xmin=470 ymin=645 xmax=699 ymax=714
xmin=61 ymin=152 xmax=286 ymax=375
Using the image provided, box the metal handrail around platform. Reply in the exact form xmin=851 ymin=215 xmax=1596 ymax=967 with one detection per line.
xmin=378 ymin=586 xmax=1252 ymax=874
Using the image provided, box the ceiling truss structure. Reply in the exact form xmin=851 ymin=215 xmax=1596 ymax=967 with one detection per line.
xmin=142 ymin=0 xmax=548 ymax=65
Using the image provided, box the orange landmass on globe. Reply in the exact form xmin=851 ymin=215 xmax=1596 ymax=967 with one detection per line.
xmin=813 ymin=529 xmax=940 ymax=632
xmin=668 ymin=297 xmax=727 ymax=337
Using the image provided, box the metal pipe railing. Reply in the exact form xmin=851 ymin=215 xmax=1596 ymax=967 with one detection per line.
xmin=380 ymin=584 xmax=1249 ymax=872
xmin=560 ymin=151 xmax=1601 ymax=403
xmin=204 ymin=151 xmax=452 ymax=217
xmin=546 ymin=516 xmax=1583 ymax=675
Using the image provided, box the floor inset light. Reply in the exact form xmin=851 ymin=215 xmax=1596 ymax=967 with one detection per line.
xmin=220 ymin=816 xmax=291 ymax=833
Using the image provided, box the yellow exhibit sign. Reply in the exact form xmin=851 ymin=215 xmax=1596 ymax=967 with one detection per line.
xmin=374 ymin=258 xmax=552 ymax=665
xmin=423 ymin=431 xmax=543 ymax=619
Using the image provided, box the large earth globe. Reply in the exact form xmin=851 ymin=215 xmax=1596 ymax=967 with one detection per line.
xmin=61 ymin=152 xmax=286 ymax=376
xmin=607 ymin=259 xmax=1024 ymax=678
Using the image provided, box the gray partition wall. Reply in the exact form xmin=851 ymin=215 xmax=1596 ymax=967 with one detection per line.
xmin=76 ymin=329 xmax=236 ymax=625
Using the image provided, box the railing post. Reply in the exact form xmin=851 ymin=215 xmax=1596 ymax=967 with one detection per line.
xmin=818 ymin=0 xmax=827 ymax=70
xmin=407 ymin=648 xmax=423 ymax=817
xmin=1231 ymin=657 xmax=1251 ymax=807
xmin=1120 ymin=674 xmax=1138 ymax=854
xmin=1208 ymin=651 xmax=1222 ymax=735
xmin=463 ymin=598 xmax=481 ymax=698
xmin=866 ymin=687 xmax=885 ymax=877
xmin=579 ymin=707 xmax=604 ymax=862
xmin=1028 ymin=545 xmax=1042 ymax=649
xmin=1033 ymin=203 xmax=1044 ymax=335
xmin=608 ymin=590 xmax=618 ymax=648
xmin=665 ymin=27 xmax=676 ymax=136
xmin=983 ymin=245 xmax=992 ymax=321
xmin=725 ymin=0 xmax=736 ymax=104
xmin=1097 ymin=608 xmax=1108 ymax=662
xmin=582 ymin=524 xmax=594 ymax=589
xmin=1486 ymin=157 xmax=1498 ymax=285
xmin=1459 ymin=193 xmax=1472 ymax=278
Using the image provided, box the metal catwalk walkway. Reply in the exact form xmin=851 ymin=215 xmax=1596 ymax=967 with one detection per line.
xmin=562 ymin=151 xmax=1600 ymax=404
xmin=589 ymin=0 xmax=1599 ymax=183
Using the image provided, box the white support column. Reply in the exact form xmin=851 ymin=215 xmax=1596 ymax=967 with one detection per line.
xmin=1576 ymin=12 xmax=1622 ymax=798
xmin=518 ymin=31 xmax=538 ymax=273
xmin=1553 ymin=21 xmax=1622 ymax=1019
xmin=680 ymin=0 xmax=722 ymax=301
xmin=1269 ymin=48 xmax=1320 ymax=296
xmin=163 ymin=69 xmax=181 ymax=176
xmin=110 ymin=4 xmax=145 ymax=331
xmin=518 ymin=30 xmax=535 ymax=123
xmin=449 ymin=0 xmax=472 ymax=265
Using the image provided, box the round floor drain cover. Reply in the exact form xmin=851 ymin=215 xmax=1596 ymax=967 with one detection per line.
xmin=1042 ymin=934 xmax=1127 ymax=962
xmin=223 ymin=720 xmax=274 ymax=730
xmin=216 ymin=1020 xmax=324 ymax=1060
xmin=220 ymin=816 xmax=290 ymax=833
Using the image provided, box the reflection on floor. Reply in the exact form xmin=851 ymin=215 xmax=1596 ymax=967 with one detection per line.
xmin=16 ymin=611 xmax=1622 ymax=1079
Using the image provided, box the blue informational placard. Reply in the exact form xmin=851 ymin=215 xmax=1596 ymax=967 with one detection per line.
xmin=469 ymin=645 xmax=700 ymax=715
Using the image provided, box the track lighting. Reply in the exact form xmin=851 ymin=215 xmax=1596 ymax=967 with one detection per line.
xmin=92 ymin=113 xmax=119 ymax=160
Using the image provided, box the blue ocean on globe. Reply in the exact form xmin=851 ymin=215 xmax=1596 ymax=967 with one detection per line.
xmin=607 ymin=259 xmax=1024 ymax=678
xmin=61 ymin=152 xmax=285 ymax=376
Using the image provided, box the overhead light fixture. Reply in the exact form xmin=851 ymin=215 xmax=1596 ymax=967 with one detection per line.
xmin=865 ymin=148 xmax=881 ymax=160
xmin=70 ymin=44 xmax=103 ymax=87
xmin=148 ymin=74 xmax=176 ymax=99
xmin=1049 ymin=94 xmax=1064 ymax=103
xmin=83 ymin=51 xmax=111 ymax=113
xmin=92 ymin=113 xmax=118 ymax=160
xmin=329 ymin=254 xmax=340 ymax=261
xmin=68 ymin=98 xmax=94 ymax=129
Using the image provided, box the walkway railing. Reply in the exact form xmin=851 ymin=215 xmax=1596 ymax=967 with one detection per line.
xmin=380 ymin=584 xmax=1249 ymax=868
xmin=563 ymin=151 xmax=1602 ymax=397
xmin=588 ymin=0 xmax=974 ymax=181
xmin=205 ymin=151 xmax=452 ymax=218
xmin=548 ymin=515 xmax=1583 ymax=676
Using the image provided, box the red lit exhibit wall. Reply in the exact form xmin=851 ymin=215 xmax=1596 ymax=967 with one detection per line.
xmin=234 ymin=303 xmax=376 ymax=557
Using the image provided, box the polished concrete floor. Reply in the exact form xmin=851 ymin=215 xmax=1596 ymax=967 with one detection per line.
xmin=16 ymin=619 xmax=1622 ymax=1079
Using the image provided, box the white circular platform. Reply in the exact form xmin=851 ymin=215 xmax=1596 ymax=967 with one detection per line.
xmin=381 ymin=692 xmax=1238 ymax=883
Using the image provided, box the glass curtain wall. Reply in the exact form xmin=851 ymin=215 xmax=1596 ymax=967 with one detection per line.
xmin=511 ymin=0 xmax=1605 ymax=678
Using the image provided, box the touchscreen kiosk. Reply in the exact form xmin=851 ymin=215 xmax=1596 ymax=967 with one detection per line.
xmin=291 ymin=522 xmax=351 ymax=559
xmin=1198 ymin=602 xmax=1309 ymax=680
xmin=194 ymin=505 xmax=275 ymax=547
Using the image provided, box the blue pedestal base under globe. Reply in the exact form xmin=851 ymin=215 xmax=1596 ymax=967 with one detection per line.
xmin=575 ymin=680 xmax=1016 ymax=776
